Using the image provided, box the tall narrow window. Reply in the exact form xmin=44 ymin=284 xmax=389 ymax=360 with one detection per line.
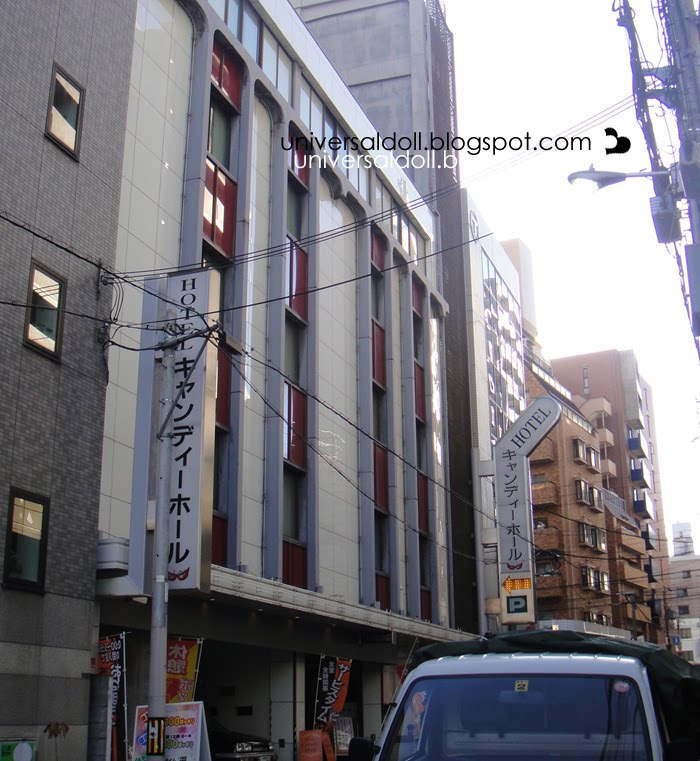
xmin=4 ymin=489 xmax=49 ymax=590
xmin=25 ymin=264 xmax=64 ymax=356
xmin=46 ymin=65 xmax=83 ymax=157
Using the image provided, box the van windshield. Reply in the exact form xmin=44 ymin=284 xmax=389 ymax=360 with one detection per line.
xmin=382 ymin=674 xmax=651 ymax=761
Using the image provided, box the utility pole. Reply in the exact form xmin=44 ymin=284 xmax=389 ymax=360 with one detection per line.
xmin=147 ymin=314 xmax=177 ymax=760
xmin=147 ymin=315 xmax=218 ymax=758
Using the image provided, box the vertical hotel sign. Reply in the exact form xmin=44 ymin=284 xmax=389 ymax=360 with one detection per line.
xmin=494 ymin=395 xmax=560 ymax=624
xmin=164 ymin=270 xmax=218 ymax=592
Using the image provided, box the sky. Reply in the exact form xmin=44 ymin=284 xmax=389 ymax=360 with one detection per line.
xmin=442 ymin=0 xmax=700 ymax=547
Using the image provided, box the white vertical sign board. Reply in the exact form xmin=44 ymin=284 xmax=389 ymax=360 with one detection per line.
xmin=164 ymin=271 xmax=218 ymax=592
xmin=494 ymin=395 xmax=561 ymax=624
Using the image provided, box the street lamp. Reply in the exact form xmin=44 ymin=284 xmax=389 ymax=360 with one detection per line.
xmin=567 ymin=164 xmax=682 ymax=245
xmin=567 ymin=166 xmax=674 ymax=190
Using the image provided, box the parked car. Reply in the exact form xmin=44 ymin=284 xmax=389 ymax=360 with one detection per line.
xmin=207 ymin=720 xmax=278 ymax=761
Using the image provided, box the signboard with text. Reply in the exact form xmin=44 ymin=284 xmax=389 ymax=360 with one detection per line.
xmin=132 ymin=702 xmax=211 ymax=761
xmin=494 ymin=396 xmax=561 ymax=624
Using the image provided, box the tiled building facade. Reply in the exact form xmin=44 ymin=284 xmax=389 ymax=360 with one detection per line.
xmin=0 ymin=0 xmax=135 ymax=754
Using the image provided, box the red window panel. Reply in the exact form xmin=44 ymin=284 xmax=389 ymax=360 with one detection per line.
xmin=412 ymin=278 xmax=424 ymax=316
xmin=203 ymin=158 xmax=215 ymax=241
xmin=286 ymin=239 xmax=308 ymax=320
xmin=376 ymin=573 xmax=390 ymax=610
xmin=417 ymin=472 xmax=429 ymax=534
xmin=415 ymin=362 xmax=426 ymax=421
xmin=284 ymin=383 xmax=307 ymax=468
xmin=289 ymin=137 xmax=310 ymax=186
xmin=212 ymin=39 xmax=242 ymax=108
xmin=420 ymin=588 xmax=432 ymax=621
xmin=374 ymin=443 xmax=389 ymax=511
xmin=212 ymin=39 xmax=223 ymax=85
xmin=372 ymin=321 xmax=386 ymax=387
xmin=371 ymin=229 xmax=386 ymax=271
xmin=203 ymin=159 xmax=237 ymax=258
xmin=216 ymin=348 xmax=231 ymax=427
xmin=214 ymin=169 xmax=236 ymax=257
xmin=283 ymin=540 xmax=307 ymax=588
xmin=212 ymin=514 xmax=227 ymax=566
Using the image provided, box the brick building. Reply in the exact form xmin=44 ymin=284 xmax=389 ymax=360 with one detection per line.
xmin=551 ymin=350 xmax=670 ymax=643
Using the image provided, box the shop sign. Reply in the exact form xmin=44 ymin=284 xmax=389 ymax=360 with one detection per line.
xmin=97 ymin=633 xmax=128 ymax=761
xmin=314 ymin=656 xmax=352 ymax=729
xmin=0 ymin=740 xmax=36 ymax=761
xmin=164 ymin=272 xmax=218 ymax=592
xmin=132 ymin=702 xmax=211 ymax=761
xmin=494 ymin=395 xmax=560 ymax=624
xmin=298 ymin=731 xmax=323 ymax=761
xmin=166 ymin=638 xmax=203 ymax=703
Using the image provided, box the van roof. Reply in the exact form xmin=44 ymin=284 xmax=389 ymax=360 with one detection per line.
xmin=410 ymin=651 xmax=648 ymax=679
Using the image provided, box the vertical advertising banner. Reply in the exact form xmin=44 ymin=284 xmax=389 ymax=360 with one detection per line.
xmin=97 ymin=633 xmax=128 ymax=761
xmin=166 ymin=637 xmax=202 ymax=703
xmin=314 ymin=656 xmax=352 ymax=730
xmin=164 ymin=271 xmax=218 ymax=592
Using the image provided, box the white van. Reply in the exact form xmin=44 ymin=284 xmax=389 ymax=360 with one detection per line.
xmin=348 ymin=633 xmax=700 ymax=761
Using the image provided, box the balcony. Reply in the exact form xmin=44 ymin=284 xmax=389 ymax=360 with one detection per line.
xmin=597 ymin=427 xmax=615 ymax=448
xmin=618 ymin=560 xmax=648 ymax=589
xmin=626 ymin=399 xmax=645 ymax=430
xmin=601 ymin=458 xmax=617 ymax=479
xmin=535 ymin=574 xmax=564 ymax=598
xmin=644 ymin=556 xmax=659 ymax=583
xmin=633 ymin=489 xmax=655 ymax=521
xmin=628 ymin=430 xmax=650 ymax=459
xmin=532 ymin=481 xmax=559 ymax=507
xmin=631 ymin=460 xmax=652 ymax=489
xmin=619 ymin=529 xmax=646 ymax=556
xmin=581 ymin=396 xmax=612 ymax=419
xmin=535 ymin=526 xmax=561 ymax=552
xmin=531 ymin=436 xmax=554 ymax=464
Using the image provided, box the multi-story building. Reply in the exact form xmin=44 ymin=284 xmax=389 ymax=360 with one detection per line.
xmin=551 ymin=350 xmax=670 ymax=643
xmin=291 ymin=0 xmax=529 ymax=634
xmin=0 ymin=0 xmax=134 ymax=755
xmin=94 ymin=0 xmax=463 ymax=754
xmin=526 ymin=358 xmax=616 ymax=629
xmin=668 ymin=524 xmax=700 ymax=662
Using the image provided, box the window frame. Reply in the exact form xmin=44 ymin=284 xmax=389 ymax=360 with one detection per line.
xmin=45 ymin=63 xmax=85 ymax=159
xmin=24 ymin=261 xmax=66 ymax=359
xmin=3 ymin=487 xmax=50 ymax=592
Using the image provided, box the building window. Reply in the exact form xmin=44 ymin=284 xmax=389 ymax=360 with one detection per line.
xmin=204 ymin=159 xmax=237 ymax=258
xmin=287 ymin=181 xmax=305 ymax=242
xmin=681 ymin=651 xmax=695 ymax=662
xmin=681 ymin=627 xmax=692 ymax=639
xmin=46 ymin=65 xmax=84 ymax=157
xmin=374 ymin=511 xmax=389 ymax=574
xmin=679 ymin=605 xmax=690 ymax=615
xmin=212 ymin=38 xmax=243 ymax=110
xmin=285 ymin=238 xmax=308 ymax=321
xmin=25 ymin=263 xmax=64 ymax=356
xmin=677 ymin=588 xmax=689 ymax=598
xmin=4 ymin=489 xmax=49 ymax=590
xmin=283 ymin=382 xmax=307 ymax=468
xmin=261 ymin=27 xmax=292 ymax=103
xmin=241 ymin=3 xmax=261 ymax=61
xmin=573 ymin=438 xmax=586 ymax=463
xmin=683 ymin=570 xmax=692 ymax=579
xmin=209 ymin=95 xmax=232 ymax=169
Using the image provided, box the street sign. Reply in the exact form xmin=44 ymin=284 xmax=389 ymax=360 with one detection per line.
xmin=147 ymin=717 xmax=165 ymax=756
xmin=494 ymin=396 xmax=561 ymax=624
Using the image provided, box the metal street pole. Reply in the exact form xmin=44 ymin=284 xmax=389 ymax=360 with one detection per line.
xmin=147 ymin=314 xmax=177 ymax=760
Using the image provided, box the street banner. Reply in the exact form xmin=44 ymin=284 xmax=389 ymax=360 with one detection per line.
xmin=298 ymin=730 xmax=323 ymax=761
xmin=97 ymin=633 xmax=128 ymax=761
xmin=166 ymin=638 xmax=203 ymax=703
xmin=0 ymin=740 xmax=37 ymax=760
xmin=314 ymin=656 xmax=352 ymax=730
xmin=132 ymin=702 xmax=212 ymax=761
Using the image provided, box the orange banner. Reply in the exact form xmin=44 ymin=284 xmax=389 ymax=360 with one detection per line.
xmin=165 ymin=638 xmax=201 ymax=703
xmin=314 ymin=656 xmax=352 ymax=730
